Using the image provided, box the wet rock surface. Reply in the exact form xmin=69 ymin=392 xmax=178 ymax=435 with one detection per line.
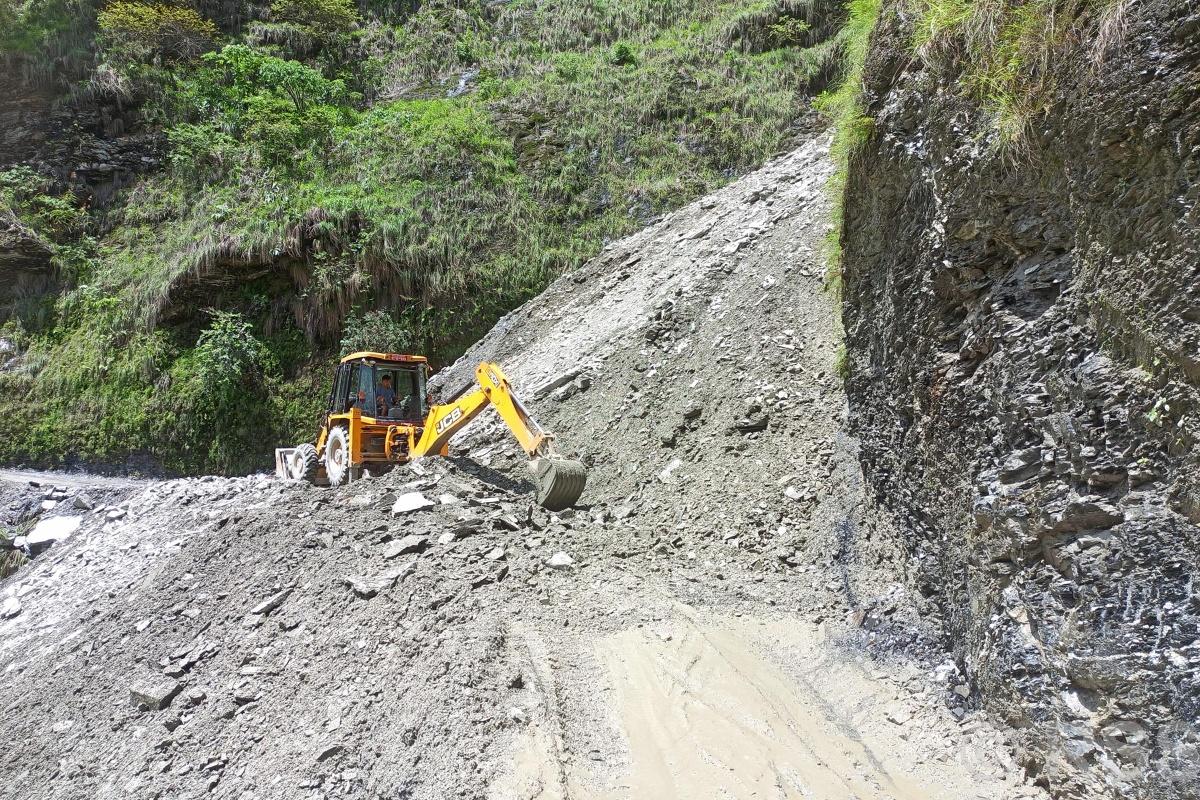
xmin=842 ymin=2 xmax=1200 ymax=798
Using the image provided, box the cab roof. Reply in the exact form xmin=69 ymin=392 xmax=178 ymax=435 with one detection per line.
xmin=340 ymin=351 xmax=429 ymax=364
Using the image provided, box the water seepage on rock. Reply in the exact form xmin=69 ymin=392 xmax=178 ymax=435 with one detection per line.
xmin=26 ymin=516 xmax=83 ymax=554
xmin=391 ymin=492 xmax=436 ymax=515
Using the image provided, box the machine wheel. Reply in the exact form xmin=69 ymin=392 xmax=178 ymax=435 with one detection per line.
xmin=325 ymin=426 xmax=350 ymax=486
xmin=530 ymin=456 xmax=588 ymax=511
xmin=292 ymin=443 xmax=320 ymax=484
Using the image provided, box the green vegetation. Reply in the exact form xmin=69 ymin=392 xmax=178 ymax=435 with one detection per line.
xmin=909 ymin=0 xmax=1121 ymax=141
xmin=0 ymin=0 xmax=840 ymax=474
xmin=271 ymin=0 xmax=360 ymax=34
xmin=1 ymin=0 xmax=97 ymax=88
xmin=96 ymin=1 xmax=217 ymax=63
xmin=834 ymin=342 xmax=850 ymax=381
xmin=812 ymin=0 xmax=881 ymax=295
xmin=1 ymin=533 xmax=24 ymax=579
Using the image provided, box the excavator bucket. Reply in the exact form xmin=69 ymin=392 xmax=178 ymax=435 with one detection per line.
xmin=530 ymin=456 xmax=588 ymax=511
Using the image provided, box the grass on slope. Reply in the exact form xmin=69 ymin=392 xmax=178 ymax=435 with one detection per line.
xmin=818 ymin=0 xmax=1125 ymax=297
xmin=910 ymin=0 xmax=1129 ymax=141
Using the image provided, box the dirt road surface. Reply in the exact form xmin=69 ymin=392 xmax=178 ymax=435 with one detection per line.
xmin=0 ymin=136 xmax=1047 ymax=800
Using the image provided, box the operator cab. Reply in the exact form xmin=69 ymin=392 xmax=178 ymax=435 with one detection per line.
xmin=330 ymin=352 xmax=430 ymax=423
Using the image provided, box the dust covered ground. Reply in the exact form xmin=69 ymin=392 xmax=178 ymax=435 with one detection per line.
xmin=0 ymin=138 xmax=1048 ymax=800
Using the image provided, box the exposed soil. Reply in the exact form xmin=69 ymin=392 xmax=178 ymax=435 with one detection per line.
xmin=1 ymin=136 xmax=1047 ymax=800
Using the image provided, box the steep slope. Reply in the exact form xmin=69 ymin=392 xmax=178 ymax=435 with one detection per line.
xmin=840 ymin=1 xmax=1199 ymax=798
xmin=0 ymin=138 xmax=1048 ymax=799
xmin=0 ymin=0 xmax=846 ymax=475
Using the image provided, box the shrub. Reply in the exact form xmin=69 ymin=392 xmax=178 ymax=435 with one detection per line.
xmin=270 ymin=0 xmax=359 ymax=34
xmin=0 ymin=166 xmax=94 ymax=281
xmin=164 ymin=311 xmax=276 ymax=471
xmin=770 ymin=17 xmax=812 ymax=45
xmin=553 ymin=52 xmax=588 ymax=82
xmin=194 ymin=44 xmax=353 ymax=114
xmin=165 ymin=123 xmax=239 ymax=181
xmin=192 ymin=310 xmax=271 ymax=392
xmin=608 ymin=40 xmax=637 ymax=66
xmin=170 ymin=44 xmax=357 ymax=171
xmin=339 ymin=309 xmax=416 ymax=356
xmin=454 ymin=34 xmax=476 ymax=64
xmin=97 ymin=1 xmax=217 ymax=63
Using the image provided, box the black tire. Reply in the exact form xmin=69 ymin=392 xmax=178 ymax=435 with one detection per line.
xmin=294 ymin=443 xmax=319 ymax=484
xmin=325 ymin=426 xmax=350 ymax=486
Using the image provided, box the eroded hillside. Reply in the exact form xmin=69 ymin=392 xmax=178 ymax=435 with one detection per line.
xmin=0 ymin=0 xmax=845 ymax=474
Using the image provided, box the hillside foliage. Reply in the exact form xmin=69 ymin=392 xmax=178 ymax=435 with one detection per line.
xmin=0 ymin=0 xmax=844 ymax=473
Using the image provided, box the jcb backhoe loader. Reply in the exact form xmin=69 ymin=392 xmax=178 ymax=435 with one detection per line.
xmin=274 ymin=352 xmax=587 ymax=511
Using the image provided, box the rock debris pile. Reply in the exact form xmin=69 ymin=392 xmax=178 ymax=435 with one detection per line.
xmin=1 ymin=137 xmax=1049 ymax=800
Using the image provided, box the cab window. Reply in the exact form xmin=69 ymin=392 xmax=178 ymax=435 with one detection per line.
xmin=374 ymin=365 xmax=426 ymax=420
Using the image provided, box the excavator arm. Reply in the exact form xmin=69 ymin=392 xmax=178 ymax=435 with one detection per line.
xmin=412 ymin=362 xmax=587 ymax=510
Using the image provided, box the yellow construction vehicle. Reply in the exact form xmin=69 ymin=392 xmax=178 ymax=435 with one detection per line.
xmin=274 ymin=352 xmax=587 ymax=511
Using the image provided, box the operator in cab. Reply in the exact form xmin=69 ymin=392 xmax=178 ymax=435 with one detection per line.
xmin=376 ymin=374 xmax=397 ymax=416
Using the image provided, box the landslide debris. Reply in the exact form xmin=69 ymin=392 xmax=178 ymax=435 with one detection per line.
xmin=1 ymin=138 xmax=1047 ymax=800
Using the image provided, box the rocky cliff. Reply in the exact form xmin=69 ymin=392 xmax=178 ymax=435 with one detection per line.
xmin=841 ymin=1 xmax=1199 ymax=797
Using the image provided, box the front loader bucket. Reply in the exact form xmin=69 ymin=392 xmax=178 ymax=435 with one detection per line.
xmin=274 ymin=448 xmax=298 ymax=479
xmin=530 ymin=457 xmax=587 ymax=511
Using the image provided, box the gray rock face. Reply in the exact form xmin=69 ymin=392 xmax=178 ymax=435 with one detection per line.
xmin=842 ymin=2 xmax=1199 ymax=798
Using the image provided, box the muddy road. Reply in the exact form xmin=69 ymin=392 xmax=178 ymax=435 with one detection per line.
xmin=0 ymin=137 xmax=1046 ymax=800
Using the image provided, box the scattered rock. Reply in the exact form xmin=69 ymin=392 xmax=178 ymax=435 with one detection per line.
xmin=1 ymin=597 xmax=21 ymax=619
xmin=316 ymin=743 xmax=344 ymax=763
xmin=249 ymin=588 xmax=293 ymax=616
xmin=546 ymin=552 xmax=574 ymax=570
xmin=383 ymin=535 xmax=428 ymax=558
xmin=658 ymin=458 xmax=683 ymax=483
xmin=344 ymin=561 xmax=417 ymax=598
xmin=391 ymin=493 xmax=436 ymax=515
xmin=885 ymin=705 xmax=912 ymax=726
xmin=26 ymin=516 xmax=82 ymax=553
xmin=130 ymin=677 xmax=182 ymax=711
xmin=734 ymin=409 xmax=769 ymax=433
